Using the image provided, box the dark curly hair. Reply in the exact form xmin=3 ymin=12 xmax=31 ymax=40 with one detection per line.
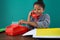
xmin=33 ymin=0 xmax=45 ymax=10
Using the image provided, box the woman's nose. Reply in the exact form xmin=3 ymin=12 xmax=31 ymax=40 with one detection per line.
xmin=35 ymin=10 xmax=38 ymax=13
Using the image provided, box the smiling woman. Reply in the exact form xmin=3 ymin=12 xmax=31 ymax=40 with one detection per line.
xmin=18 ymin=0 xmax=50 ymax=29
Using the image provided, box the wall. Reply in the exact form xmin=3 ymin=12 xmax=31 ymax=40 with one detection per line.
xmin=0 ymin=0 xmax=60 ymax=28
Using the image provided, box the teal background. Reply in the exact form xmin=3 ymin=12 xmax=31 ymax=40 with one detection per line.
xmin=0 ymin=0 xmax=60 ymax=28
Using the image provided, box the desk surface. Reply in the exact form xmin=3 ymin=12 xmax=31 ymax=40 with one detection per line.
xmin=0 ymin=32 xmax=36 ymax=40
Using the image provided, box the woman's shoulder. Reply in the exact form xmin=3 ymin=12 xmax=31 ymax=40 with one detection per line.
xmin=43 ymin=14 xmax=50 ymax=17
xmin=42 ymin=14 xmax=50 ymax=19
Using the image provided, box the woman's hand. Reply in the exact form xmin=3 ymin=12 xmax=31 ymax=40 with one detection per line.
xmin=18 ymin=20 xmax=38 ymax=27
xmin=18 ymin=20 xmax=28 ymax=25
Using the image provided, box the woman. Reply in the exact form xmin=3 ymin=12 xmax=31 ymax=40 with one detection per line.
xmin=18 ymin=0 xmax=50 ymax=29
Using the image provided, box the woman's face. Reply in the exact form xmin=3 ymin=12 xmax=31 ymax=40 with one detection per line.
xmin=33 ymin=4 xmax=44 ymax=15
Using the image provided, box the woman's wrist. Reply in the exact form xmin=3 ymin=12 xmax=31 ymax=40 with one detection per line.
xmin=26 ymin=21 xmax=29 ymax=24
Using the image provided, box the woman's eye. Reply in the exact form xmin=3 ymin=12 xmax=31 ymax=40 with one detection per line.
xmin=38 ymin=9 xmax=41 ymax=10
xmin=34 ymin=9 xmax=41 ymax=10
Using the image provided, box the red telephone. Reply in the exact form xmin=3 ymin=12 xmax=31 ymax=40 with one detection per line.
xmin=31 ymin=12 xmax=38 ymax=19
xmin=5 ymin=24 xmax=29 ymax=36
xmin=31 ymin=11 xmax=42 ymax=19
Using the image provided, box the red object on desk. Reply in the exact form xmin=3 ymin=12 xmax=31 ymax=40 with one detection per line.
xmin=5 ymin=24 xmax=29 ymax=36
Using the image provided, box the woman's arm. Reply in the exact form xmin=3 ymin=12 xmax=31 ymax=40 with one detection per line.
xmin=18 ymin=14 xmax=50 ymax=28
xmin=19 ymin=11 xmax=38 ymax=27
xmin=18 ymin=20 xmax=38 ymax=27
xmin=27 ymin=11 xmax=38 ymax=27
xmin=27 ymin=14 xmax=50 ymax=28
xmin=27 ymin=11 xmax=31 ymax=22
